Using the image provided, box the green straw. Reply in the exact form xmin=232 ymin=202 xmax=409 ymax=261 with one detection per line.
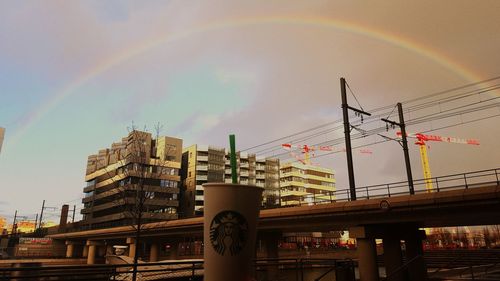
xmin=229 ymin=134 xmax=238 ymax=184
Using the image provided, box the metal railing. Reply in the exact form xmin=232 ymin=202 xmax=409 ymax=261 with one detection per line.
xmin=0 ymin=258 xmax=356 ymax=281
xmin=275 ymin=168 xmax=499 ymax=208
xmin=381 ymin=255 xmax=423 ymax=281
xmin=255 ymin=258 xmax=355 ymax=281
xmin=0 ymin=260 xmax=204 ymax=281
xmin=428 ymin=249 xmax=500 ymax=281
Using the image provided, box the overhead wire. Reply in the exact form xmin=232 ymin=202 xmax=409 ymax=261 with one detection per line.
xmin=244 ymin=80 xmax=500 ymax=157
xmin=296 ymin=113 xmax=500 ymax=162
xmin=243 ymin=78 xmax=500 ymax=154
xmin=345 ymin=80 xmax=365 ymax=111
xmin=272 ymin=100 xmax=499 ymax=160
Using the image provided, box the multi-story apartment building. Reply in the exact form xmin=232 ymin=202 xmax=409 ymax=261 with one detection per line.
xmin=0 ymin=127 xmax=4 ymax=154
xmin=279 ymin=162 xmax=335 ymax=206
xmin=81 ymin=131 xmax=183 ymax=229
xmin=180 ymin=144 xmax=280 ymax=217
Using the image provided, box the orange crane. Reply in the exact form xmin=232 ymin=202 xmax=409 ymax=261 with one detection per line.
xmin=397 ymin=132 xmax=480 ymax=192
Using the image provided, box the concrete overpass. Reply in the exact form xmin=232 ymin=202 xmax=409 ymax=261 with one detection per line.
xmin=49 ymin=168 xmax=500 ymax=281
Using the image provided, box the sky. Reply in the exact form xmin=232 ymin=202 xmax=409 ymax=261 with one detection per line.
xmin=0 ymin=0 xmax=499 ymax=223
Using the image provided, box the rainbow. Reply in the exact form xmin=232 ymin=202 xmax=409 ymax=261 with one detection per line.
xmin=8 ymin=16 xmax=484 ymax=146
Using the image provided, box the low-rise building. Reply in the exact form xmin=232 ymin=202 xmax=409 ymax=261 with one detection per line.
xmin=279 ymin=162 xmax=335 ymax=206
xmin=180 ymin=144 xmax=280 ymax=217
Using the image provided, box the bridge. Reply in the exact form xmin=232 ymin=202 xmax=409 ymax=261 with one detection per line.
xmin=48 ymin=168 xmax=500 ymax=281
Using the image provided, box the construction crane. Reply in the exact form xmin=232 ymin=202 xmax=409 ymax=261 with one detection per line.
xmin=281 ymin=144 xmax=333 ymax=165
xmin=281 ymin=143 xmax=372 ymax=165
xmin=397 ymin=132 xmax=480 ymax=192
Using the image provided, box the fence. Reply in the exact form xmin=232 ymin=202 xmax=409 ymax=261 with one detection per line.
xmin=276 ymin=168 xmax=500 ymax=207
xmin=0 ymin=258 xmax=355 ymax=281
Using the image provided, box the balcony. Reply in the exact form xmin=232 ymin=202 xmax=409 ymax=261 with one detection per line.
xmin=80 ymin=207 xmax=92 ymax=214
xmin=197 ymin=155 xmax=208 ymax=161
xmin=137 ymin=212 xmax=178 ymax=221
xmin=92 ymin=185 xmax=179 ymax=201
xmin=196 ymin=165 xmax=208 ymax=171
xmin=83 ymin=184 xmax=95 ymax=193
xmin=196 ymin=175 xmax=208 ymax=181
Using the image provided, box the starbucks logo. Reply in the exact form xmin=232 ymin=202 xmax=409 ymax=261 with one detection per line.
xmin=209 ymin=210 xmax=248 ymax=256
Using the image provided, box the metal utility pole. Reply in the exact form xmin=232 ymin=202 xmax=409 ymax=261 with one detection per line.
xmin=72 ymin=205 xmax=76 ymax=223
xmin=37 ymin=200 xmax=56 ymax=228
xmin=38 ymin=200 xmax=45 ymax=228
xmin=34 ymin=214 xmax=38 ymax=229
xmin=11 ymin=210 xmax=17 ymax=234
xmin=340 ymin=78 xmax=371 ymax=201
xmin=381 ymin=102 xmax=415 ymax=194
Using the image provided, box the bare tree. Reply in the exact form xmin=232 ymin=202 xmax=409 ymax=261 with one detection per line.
xmin=86 ymin=123 xmax=179 ymax=281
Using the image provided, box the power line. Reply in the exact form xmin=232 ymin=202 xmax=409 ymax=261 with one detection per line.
xmin=242 ymin=77 xmax=500 ymax=153
xmin=295 ymin=113 xmax=499 ymax=162
xmin=345 ymin=80 xmax=365 ymax=111
xmin=273 ymin=101 xmax=499 ymax=160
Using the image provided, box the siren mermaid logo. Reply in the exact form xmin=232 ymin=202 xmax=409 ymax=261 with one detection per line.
xmin=209 ymin=210 xmax=248 ymax=256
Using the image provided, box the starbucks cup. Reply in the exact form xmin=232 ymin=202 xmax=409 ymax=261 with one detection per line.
xmin=203 ymin=183 xmax=263 ymax=281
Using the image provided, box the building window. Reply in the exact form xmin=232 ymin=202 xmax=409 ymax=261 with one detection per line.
xmin=160 ymin=180 xmax=178 ymax=188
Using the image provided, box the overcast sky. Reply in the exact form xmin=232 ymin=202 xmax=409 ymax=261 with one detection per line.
xmin=1 ymin=0 xmax=499 ymax=222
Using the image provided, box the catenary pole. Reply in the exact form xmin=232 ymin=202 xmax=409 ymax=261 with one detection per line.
xmin=341 ymin=78 xmax=357 ymax=200
xmin=398 ymin=103 xmax=415 ymax=194
xmin=38 ymin=200 xmax=45 ymax=228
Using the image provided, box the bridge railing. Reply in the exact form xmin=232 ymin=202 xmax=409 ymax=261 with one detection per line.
xmin=0 ymin=258 xmax=355 ymax=281
xmin=276 ymin=168 xmax=499 ymax=208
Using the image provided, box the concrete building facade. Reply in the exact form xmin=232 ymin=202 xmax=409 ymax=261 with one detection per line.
xmin=279 ymin=162 xmax=335 ymax=206
xmin=180 ymin=144 xmax=280 ymax=217
xmin=81 ymin=131 xmax=183 ymax=229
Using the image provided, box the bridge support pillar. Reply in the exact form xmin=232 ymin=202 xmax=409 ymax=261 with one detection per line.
xmin=82 ymin=245 xmax=89 ymax=258
xmin=350 ymin=227 xmax=379 ymax=281
xmin=65 ymin=241 xmax=77 ymax=258
xmin=86 ymin=240 xmax=102 ymax=265
xmin=87 ymin=245 xmax=96 ymax=265
xmin=383 ymin=236 xmax=405 ymax=281
xmin=405 ymin=229 xmax=427 ymax=281
xmin=149 ymin=242 xmax=159 ymax=262
xmin=127 ymin=237 xmax=136 ymax=258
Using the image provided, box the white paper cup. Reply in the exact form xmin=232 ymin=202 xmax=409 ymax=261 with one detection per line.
xmin=203 ymin=183 xmax=263 ymax=281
